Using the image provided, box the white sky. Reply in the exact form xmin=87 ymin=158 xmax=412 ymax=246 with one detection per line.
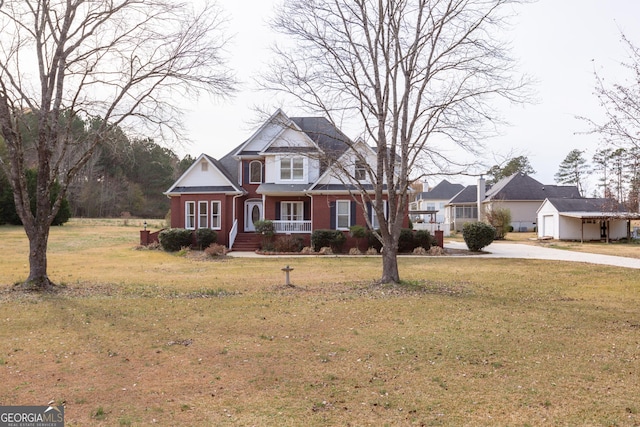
xmin=183 ymin=0 xmax=640 ymax=192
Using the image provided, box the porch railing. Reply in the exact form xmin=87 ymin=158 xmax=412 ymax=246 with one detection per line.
xmin=229 ymin=219 xmax=238 ymax=248
xmin=272 ymin=220 xmax=312 ymax=233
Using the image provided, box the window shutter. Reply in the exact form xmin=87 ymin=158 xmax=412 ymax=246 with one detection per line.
xmin=350 ymin=201 xmax=356 ymax=226
xmin=304 ymin=200 xmax=311 ymax=221
xmin=275 ymin=202 xmax=281 ymax=221
xmin=329 ymin=202 xmax=336 ymax=230
xmin=243 ymin=162 xmax=250 ymax=184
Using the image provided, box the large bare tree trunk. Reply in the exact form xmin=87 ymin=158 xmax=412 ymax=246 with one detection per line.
xmin=380 ymin=238 xmax=400 ymax=284
xmin=24 ymin=225 xmax=53 ymax=290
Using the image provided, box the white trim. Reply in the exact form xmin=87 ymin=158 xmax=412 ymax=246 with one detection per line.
xmin=336 ymin=200 xmax=351 ymax=230
xmin=249 ymin=160 xmax=263 ymax=184
xmin=281 ymin=201 xmax=304 ymax=222
xmin=211 ymin=201 xmax=222 ymax=230
xmin=185 ymin=201 xmax=195 ymax=230
xmin=198 ymin=201 xmax=208 ymax=229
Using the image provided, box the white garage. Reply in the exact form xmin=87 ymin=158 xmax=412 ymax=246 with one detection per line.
xmin=537 ymin=198 xmax=640 ymax=242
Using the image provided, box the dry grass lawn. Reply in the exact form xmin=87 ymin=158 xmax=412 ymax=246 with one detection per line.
xmin=1 ymin=219 xmax=639 ymax=426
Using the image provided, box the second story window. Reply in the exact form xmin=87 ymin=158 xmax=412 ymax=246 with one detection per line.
xmin=355 ymin=160 xmax=367 ymax=181
xmin=280 ymin=157 xmax=304 ymax=180
xmin=249 ymin=160 xmax=263 ymax=184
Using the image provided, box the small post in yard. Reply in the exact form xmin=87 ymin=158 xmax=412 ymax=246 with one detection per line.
xmin=281 ymin=265 xmax=294 ymax=287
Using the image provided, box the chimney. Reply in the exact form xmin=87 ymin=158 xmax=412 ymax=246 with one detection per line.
xmin=477 ymin=175 xmax=486 ymax=222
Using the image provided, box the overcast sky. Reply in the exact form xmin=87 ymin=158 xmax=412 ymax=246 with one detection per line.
xmin=183 ymin=0 xmax=640 ymax=192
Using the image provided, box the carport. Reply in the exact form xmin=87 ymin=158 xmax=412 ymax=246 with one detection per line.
xmin=560 ymin=212 xmax=640 ymax=243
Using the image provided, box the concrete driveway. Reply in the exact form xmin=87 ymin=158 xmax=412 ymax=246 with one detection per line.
xmin=445 ymin=241 xmax=640 ymax=269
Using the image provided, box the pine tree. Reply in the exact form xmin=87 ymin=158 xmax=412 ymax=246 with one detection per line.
xmin=555 ymin=149 xmax=590 ymax=196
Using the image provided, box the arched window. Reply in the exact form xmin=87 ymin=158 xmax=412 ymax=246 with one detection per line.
xmin=249 ymin=160 xmax=263 ymax=184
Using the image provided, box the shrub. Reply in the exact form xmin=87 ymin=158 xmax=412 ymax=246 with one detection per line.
xmin=397 ymin=228 xmax=415 ymax=252
xmin=204 ymin=243 xmax=227 ymax=257
xmin=254 ymin=220 xmax=275 ymax=251
xmin=311 ymin=229 xmax=346 ymax=253
xmin=398 ymin=228 xmax=433 ymax=253
xmin=274 ymin=235 xmax=304 ymax=253
xmin=366 ymin=229 xmax=383 ymax=252
xmin=349 ymin=247 xmax=363 ymax=255
xmin=485 ymin=207 xmax=512 ymax=240
xmin=195 ymin=228 xmax=217 ymax=249
xmin=414 ymin=230 xmax=433 ymax=250
xmin=462 ymin=222 xmax=496 ymax=251
xmin=159 ymin=228 xmax=193 ymax=252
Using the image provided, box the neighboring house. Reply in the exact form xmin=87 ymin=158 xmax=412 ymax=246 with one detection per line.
xmin=447 ymin=173 xmax=581 ymax=232
xmin=446 ymin=184 xmax=483 ymax=232
xmin=164 ymin=110 xmax=407 ymax=251
xmin=409 ymin=179 xmax=464 ymax=236
xmin=410 ymin=180 xmax=464 ymax=224
xmin=537 ymin=198 xmax=640 ymax=242
xmin=483 ymin=173 xmax=581 ymax=232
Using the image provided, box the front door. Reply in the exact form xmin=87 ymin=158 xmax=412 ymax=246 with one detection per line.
xmin=245 ymin=200 xmax=263 ymax=232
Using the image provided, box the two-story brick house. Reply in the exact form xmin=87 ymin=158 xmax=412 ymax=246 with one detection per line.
xmin=164 ymin=110 xmax=407 ymax=251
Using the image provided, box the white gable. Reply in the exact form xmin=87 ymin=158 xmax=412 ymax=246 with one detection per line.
xmin=166 ymin=155 xmax=237 ymax=192
xmin=234 ymin=110 xmax=291 ymax=155
xmin=268 ymin=127 xmax=317 ymax=150
xmin=243 ymin=119 xmax=287 ymax=153
xmin=314 ymin=140 xmax=377 ymax=186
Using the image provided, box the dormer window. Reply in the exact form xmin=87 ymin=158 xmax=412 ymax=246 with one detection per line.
xmin=355 ymin=160 xmax=367 ymax=181
xmin=249 ymin=160 xmax=263 ymax=184
xmin=280 ymin=157 xmax=304 ymax=180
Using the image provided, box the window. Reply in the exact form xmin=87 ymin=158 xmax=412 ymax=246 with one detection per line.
xmin=211 ymin=201 xmax=221 ymax=229
xmin=455 ymin=206 xmax=478 ymax=219
xmin=355 ymin=160 xmax=367 ymax=181
xmin=198 ymin=201 xmax=208 ymax=228
xmin=185 ymin=201 xmax=195 ymax=229
xmin=249 ymin=161 xmax=263 ymax=184
xmin=336 ymin=200 xmax=351 ymax=230
xmin=280 ymin=157 xmax=304 ymax=180
xmin=369 ymin=201 xmax=387 ymax=229
xmin=281 ymin=201 xmax=304 ymax=221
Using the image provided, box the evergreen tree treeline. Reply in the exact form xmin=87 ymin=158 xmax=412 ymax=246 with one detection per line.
xmin=0 ymin=112 xmax=194 ymax=222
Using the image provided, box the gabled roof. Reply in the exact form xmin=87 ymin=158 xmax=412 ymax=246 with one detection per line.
xmin=544 ymin=198 xmax=627 ymax=213
xmin=417 ymin=180 xmax=464 ymax=201
xmin=485 ymin=173 xmax=580 ymax=201
xmin=289 ymin=116 xmax=351 ymax=159
xmin=308 ymin=138 xmax=380 ymax=193
xmin=448 ymin=185 xmax=479 ymax=204
xmin=217 ymin=111 xmax=352 ymax=182
xmin=164 ymin=153 xmax=244 ymax=195
xmin=542 ymin=197 xmax=640 ymax=220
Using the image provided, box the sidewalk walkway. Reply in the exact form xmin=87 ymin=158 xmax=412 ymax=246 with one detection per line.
xmin=444 ymin=241 xmax=640 ymax=269
xmin=229 ymin=242 xmax=640 ymax=269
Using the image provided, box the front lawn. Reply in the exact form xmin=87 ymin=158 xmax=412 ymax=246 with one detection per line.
xmin=1 ymin=220 xmax=639 ymax=426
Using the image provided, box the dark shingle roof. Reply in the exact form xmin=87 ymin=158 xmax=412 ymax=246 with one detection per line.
xmin=448 ymin=185 xmax=478 ymax=204
xmin=290 ymin=116 xmax=351 ymax=158
xmin=486 ymin=173 xmax=580 ymax=201
xmin=417 ymin=180 xmax=464 ymax=200
xmin=547 ymin=198 xmax=626 ymax=212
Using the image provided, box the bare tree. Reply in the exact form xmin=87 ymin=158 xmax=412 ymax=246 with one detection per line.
xmin=0 ymin=0 xmax=235 ymax=290
xmin=264 ymin=0 xmax=529 ymax=284
xmin=583 ymin=33 xmax=640 ymax=150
